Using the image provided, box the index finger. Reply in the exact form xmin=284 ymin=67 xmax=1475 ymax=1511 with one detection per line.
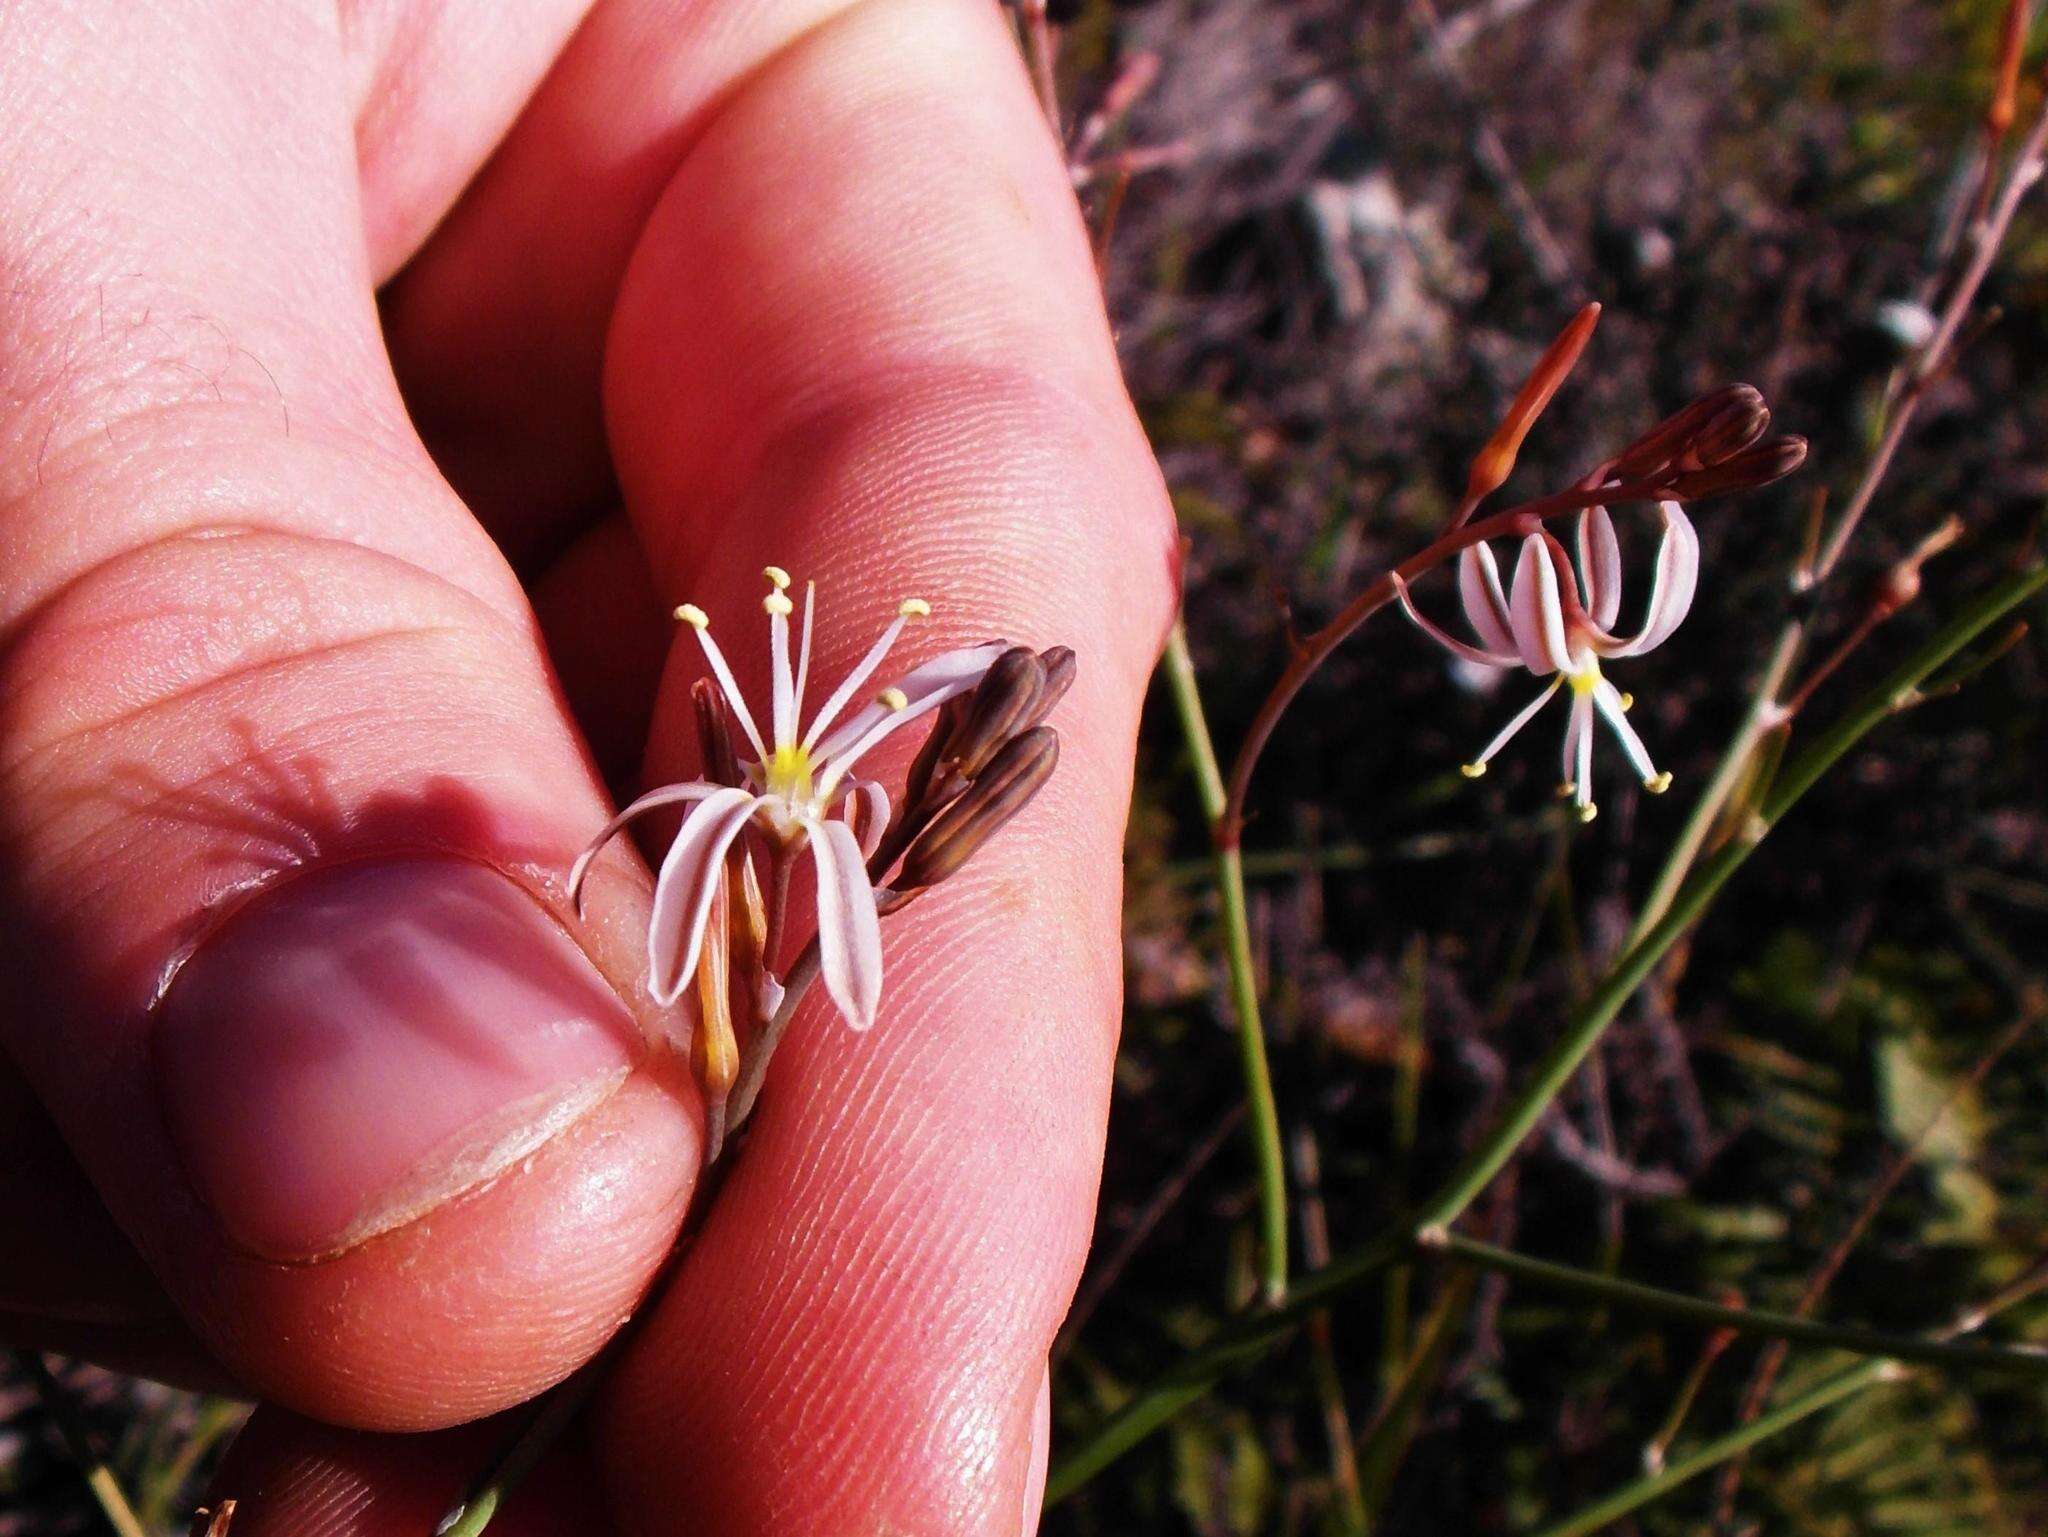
xmin=594 ymin=0 xmax=1173 ymax=1529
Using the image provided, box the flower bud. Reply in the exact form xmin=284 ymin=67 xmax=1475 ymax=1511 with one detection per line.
xmin=1667 ymin=434 xmax=1808 ymax=498
xmin=1465 ymin=302 xmax=1601 ymax=503
xmin=1609 ymin=384 xmax=1764 ymax=479
xmin=893 ymin=728 xmax=1060 ymax=894
xmin=1688 ymin=390 xmax=1770 ymax=466
xmin=693 ymin=872 xmax=739 ymax=1100
xmin=692 ymin=677 xmax=743 ymax=788
xmin=948 ymin=645 xmax=1048 ymax=779
xmin=1026 ymin=646 xmax=1079 ymax=729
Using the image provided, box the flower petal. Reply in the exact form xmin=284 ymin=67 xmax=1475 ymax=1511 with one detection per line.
xmin=647 ymin=787 xmax=762 ymax=1006
xmin=1508 ymin=534 xmax=1574 ymax=675
xmin=1577 ymin=507 xmax=1623 ymax=631
xmin=1591 ymin=502 xmax=1699 ymax=658
xmin=1393 ymin=572 xmax=1518 ymax=669
xmin=1457 ymin=542 xmax=1519 ymax=657
xmin=567 ymin=781 xmax=726 ymax=911
xmin=812 ymin=641 xmax=1006 ymax=793
xmin=806 ymin=815 xmax=884 ymax=1032
xmin=842 ymin=778 xmax=892 ymax=862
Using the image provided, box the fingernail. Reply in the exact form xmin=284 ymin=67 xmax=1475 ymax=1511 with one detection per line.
xmin=155 ymin=857 xmax=640 ymax=1260
xmin=1020 ymin=1363 xmax=1051 ymax=1537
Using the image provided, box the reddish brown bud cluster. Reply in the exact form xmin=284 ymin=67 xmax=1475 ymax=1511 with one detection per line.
xmin=1609 ymin=384 xmax=1768 ymax=480
xmin=877 ymin=643 xmax=1073 ymax=907
xmin=1663 ymin=434 xmax=1810 ymax=500
xmin=1606 ymin=382 xmax=1806 ymax=499
xmin=1450 ymin=302 xmax=1804 ymax=537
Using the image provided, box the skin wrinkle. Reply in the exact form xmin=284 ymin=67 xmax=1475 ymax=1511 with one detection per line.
xmin=0 ymin=426 xmax=535 ymax=634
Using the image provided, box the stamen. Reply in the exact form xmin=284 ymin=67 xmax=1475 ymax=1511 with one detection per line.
xmin=1618 ymin=692 xmax=1635 ymax=711
xmin=763 ymin=591 xmax=794 ymax=617
xmin=1645 ymin=771 xmax=1673 ymax=793
xmin=764 ymin=566 xmax=792 ymax=590
xmin=899 ymin=598 xmax=931 ymax=618
xmin=879 ymin=687 xmax=909 ymax=711
xmin=1459 ymin=762 xmax=1487 ymax=779
xmin=802 ymin=614 xmax=910 ymax=753
xmin=675 ymin=603 xmax=768 ymax=764
xmin=1472 ymin=676 xmax=1566 ymax=769
xmin=1577 ymin=802 xmax=1599 ymax=823
xmin=793 ymin=581 xmax=816 ymax=730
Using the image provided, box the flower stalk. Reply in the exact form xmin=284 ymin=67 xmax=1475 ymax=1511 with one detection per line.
xmin=1161 ymin=620 xmax=1290 ymax=1302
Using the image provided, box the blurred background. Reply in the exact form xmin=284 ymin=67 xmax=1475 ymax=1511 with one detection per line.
xmin=8 ymin=1 xmax=2048 ymax=1533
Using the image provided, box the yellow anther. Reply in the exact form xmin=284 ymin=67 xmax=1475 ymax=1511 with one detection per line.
xmin=1557 ymin=781 xmax=1577 ymax=799
xmin=878 ymin=687 xmax=909 ymax=711
xmin=1577 ymin=802 xmax=1599 ymax=823
xmin=763 ymin=566 xmax=792 ymax=590
xmin=763 ymin=591 xmax=794 ymax=617
xmin=899 ymin=598 xmax=931 ymax=618
xmin=674 ymin=603 xmax=710 ymax=629
xmin=1618 ymin=691 xmax=1636 ymax=711
xmin=1459 ymin=762 xmax=1487 ymax=779
xmin=1645 ymin=771 xmax=1673 ymax=794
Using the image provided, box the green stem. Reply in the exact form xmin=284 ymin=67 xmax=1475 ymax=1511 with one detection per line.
xmin=1630 ymin=621 xmax=1803 ymax=941
xmin=1434 ymin=1233 xmax=2048 ymax=1379
xmin=436 ymin=1358 xmax=604 ymax=1537
xmin=1162 ymin=620 xmax=1289 ymax=1302
xmin=1042 ymin=1234 xmax=1408 ymax=1504
xmin=1047 ymin=564 xmax=2048 ymax=1500
xmin=1531 ymin=1360 xmax=1891 ymax=1537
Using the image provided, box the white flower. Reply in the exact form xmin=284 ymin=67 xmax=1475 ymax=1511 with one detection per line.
xmin=570 ymin=568 xmax=1003 ymax=1030
xmin=1394 ymin=502 xmax=1700 ymax=821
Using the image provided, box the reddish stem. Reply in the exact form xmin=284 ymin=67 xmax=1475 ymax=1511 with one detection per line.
xmin=1216 ymin=476 xmax=1668 ymax=847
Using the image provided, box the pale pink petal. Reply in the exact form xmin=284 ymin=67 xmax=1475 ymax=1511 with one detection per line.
xmin=805 ymin=816 xmax=884 ymax=1032
xmin=1592 ymin=502 xmax=1699 ymax=658
xmin=1578 ymin=507 xmax=1623 ymax=631
xmin=1508 ymin=535 xmax=1574 ymax=675
xmin=842 ymin=779 xmax=892 ymax=862
xmin=567 ymin=782 xmax=726 ymax=911
xmin=1593 ymin=679 xmax=1661 ymax=783
xmin=1457 ymin=543 xmax=1519 ymax=657
xmin=1472 ymin=676 xmax=1565 ymax=767
xmin=646 ymin=788 xmax=763 ymax=1006
xmin=812 ymin=641 xmax=1006 ymax=793
xmin=1394 ymin=572 xmax=1518 ymax=669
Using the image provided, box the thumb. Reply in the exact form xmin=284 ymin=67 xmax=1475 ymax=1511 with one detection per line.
xmin=0 ymin=3 xmax=695 ymax=1428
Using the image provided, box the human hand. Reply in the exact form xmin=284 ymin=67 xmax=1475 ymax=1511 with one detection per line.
xmin=0 ymin=2 xmax=1174 ymax=1531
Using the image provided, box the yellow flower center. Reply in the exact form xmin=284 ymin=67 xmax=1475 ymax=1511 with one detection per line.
xmin=765 ymin=742 xmax=814 ymax=803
